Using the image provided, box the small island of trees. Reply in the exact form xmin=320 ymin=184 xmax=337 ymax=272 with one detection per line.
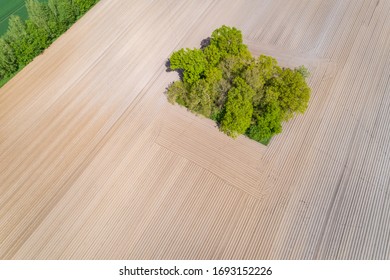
xmin=166 ymin=25 xmax=311 ymax=145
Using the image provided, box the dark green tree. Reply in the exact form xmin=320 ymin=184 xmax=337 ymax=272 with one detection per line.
xmin=48 ymin=0 xmax=75 ymax=33
xmin=0 ymin=38 xmax=18 ymax=79
xmin=73 ymin=0 xmax=98 ymax=15
xmin=26 ymin=0 xmax=51 ymax=33
xmin=5 ymin=16 xmax=32 ymax=67
xmin=246 ymin=101 xmax=283 ymax=143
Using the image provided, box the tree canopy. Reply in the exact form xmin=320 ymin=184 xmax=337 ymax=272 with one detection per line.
xmin=220 ymin=77 xmax=254 ymax=137
xmin=169 ymin=48 xmax=207 ymax=85
xmin=210 ymin=25 xmax=250 ymax=59
xmin=167 ymin=25 xmax=311 ymax=145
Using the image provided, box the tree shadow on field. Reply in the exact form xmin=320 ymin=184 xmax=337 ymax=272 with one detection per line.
xmin=165 ymin=58 xmax=171 ymax=71
xmin=200 ymin=37 xmax=210 ymax=50
xmin=165 ymin=58 xmax=183 ymax=80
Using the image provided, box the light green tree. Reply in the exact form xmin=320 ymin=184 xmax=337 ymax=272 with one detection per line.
xmin=169 ymin=48 xmax=206 ymax=85
xmin=220 ymin=77 xmax=254 ymax=137
xmin=270 ymin=68 xmax=311 ymax=121
xmin=203 ymin=44 xmax=221 ymax=68
xmin=210 ymin=25 xmax=249 ymax=59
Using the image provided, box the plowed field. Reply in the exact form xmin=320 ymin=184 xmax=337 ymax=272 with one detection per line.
xmin=1 ymin=0 xmax=390 ymax=259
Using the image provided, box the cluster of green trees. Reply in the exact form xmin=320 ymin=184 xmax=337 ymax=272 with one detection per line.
xmin=0 ymin=0 xmax=99 ymax=85
xmin=167 ymin=25 xmax=311 ymax=144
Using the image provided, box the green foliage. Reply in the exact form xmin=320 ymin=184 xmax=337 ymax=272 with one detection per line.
xmin=166 ymin=25 xmax=311 ymax=145
xmin=0 ymin=0 xmax=28 ymax=36
xmin=26 ymin=0 xmax=51 ymax=33
xmin=169 ymin=48 xmax=207 ymax=85
xmin=257 ymin=54 xmax=280 ymax=81
xmin=48 ymin=0 xmax=77 ymax=33
xmin=204 ymin=66 xmax=222 ymax=85
xmin=243 ymin=60 xmax=265 ymax=105
xmin=246 ymin=102 xmax=283 ymax=143
xmin=220 ymin=77 xmax=254 ymax=138
xmin=166 ymin=80 xmax=188 ymax=105
xmin=0 ymin=38 xmax=18 ymax=79
xmin=73 ymin=0 xmax=98 ymax=16
xmin=187 ymin=79 xmax=213 ymax=117
xmin=210 ymin=25 xmax=248 ymax=59
xmin=214 ymin=77 xmax=230 ymax=108
xmin=296 ymin=65 xmax=310 ymax=79
xmin=6 ymin=16 xmax=28 ymax=43
xmin=219 ymin=55 xmax=248 ymax=82
xmin=57 ymin=0 xmax=77 ymax=26
xmin=0 ymin=0 xmax=99 ymax=87
xmin=269 ymin=68 xmax=311 ymax=121
xmin=26 ymin=19 xmax=51 ymax=52
xmin=203 ymin=44 xmax=221 ymax=67
xmin=5 ymin=16 xmax=31 ymax=67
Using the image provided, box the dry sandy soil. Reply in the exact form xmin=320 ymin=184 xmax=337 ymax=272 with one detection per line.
xmin=1 ymin=0 xmax=390 ymax=259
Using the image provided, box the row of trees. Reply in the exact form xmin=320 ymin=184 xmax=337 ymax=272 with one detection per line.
xmin=0 ymin=0 xmax=99 ymax=83
xmin=167 ymin=25 xmax=311 ymax=144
